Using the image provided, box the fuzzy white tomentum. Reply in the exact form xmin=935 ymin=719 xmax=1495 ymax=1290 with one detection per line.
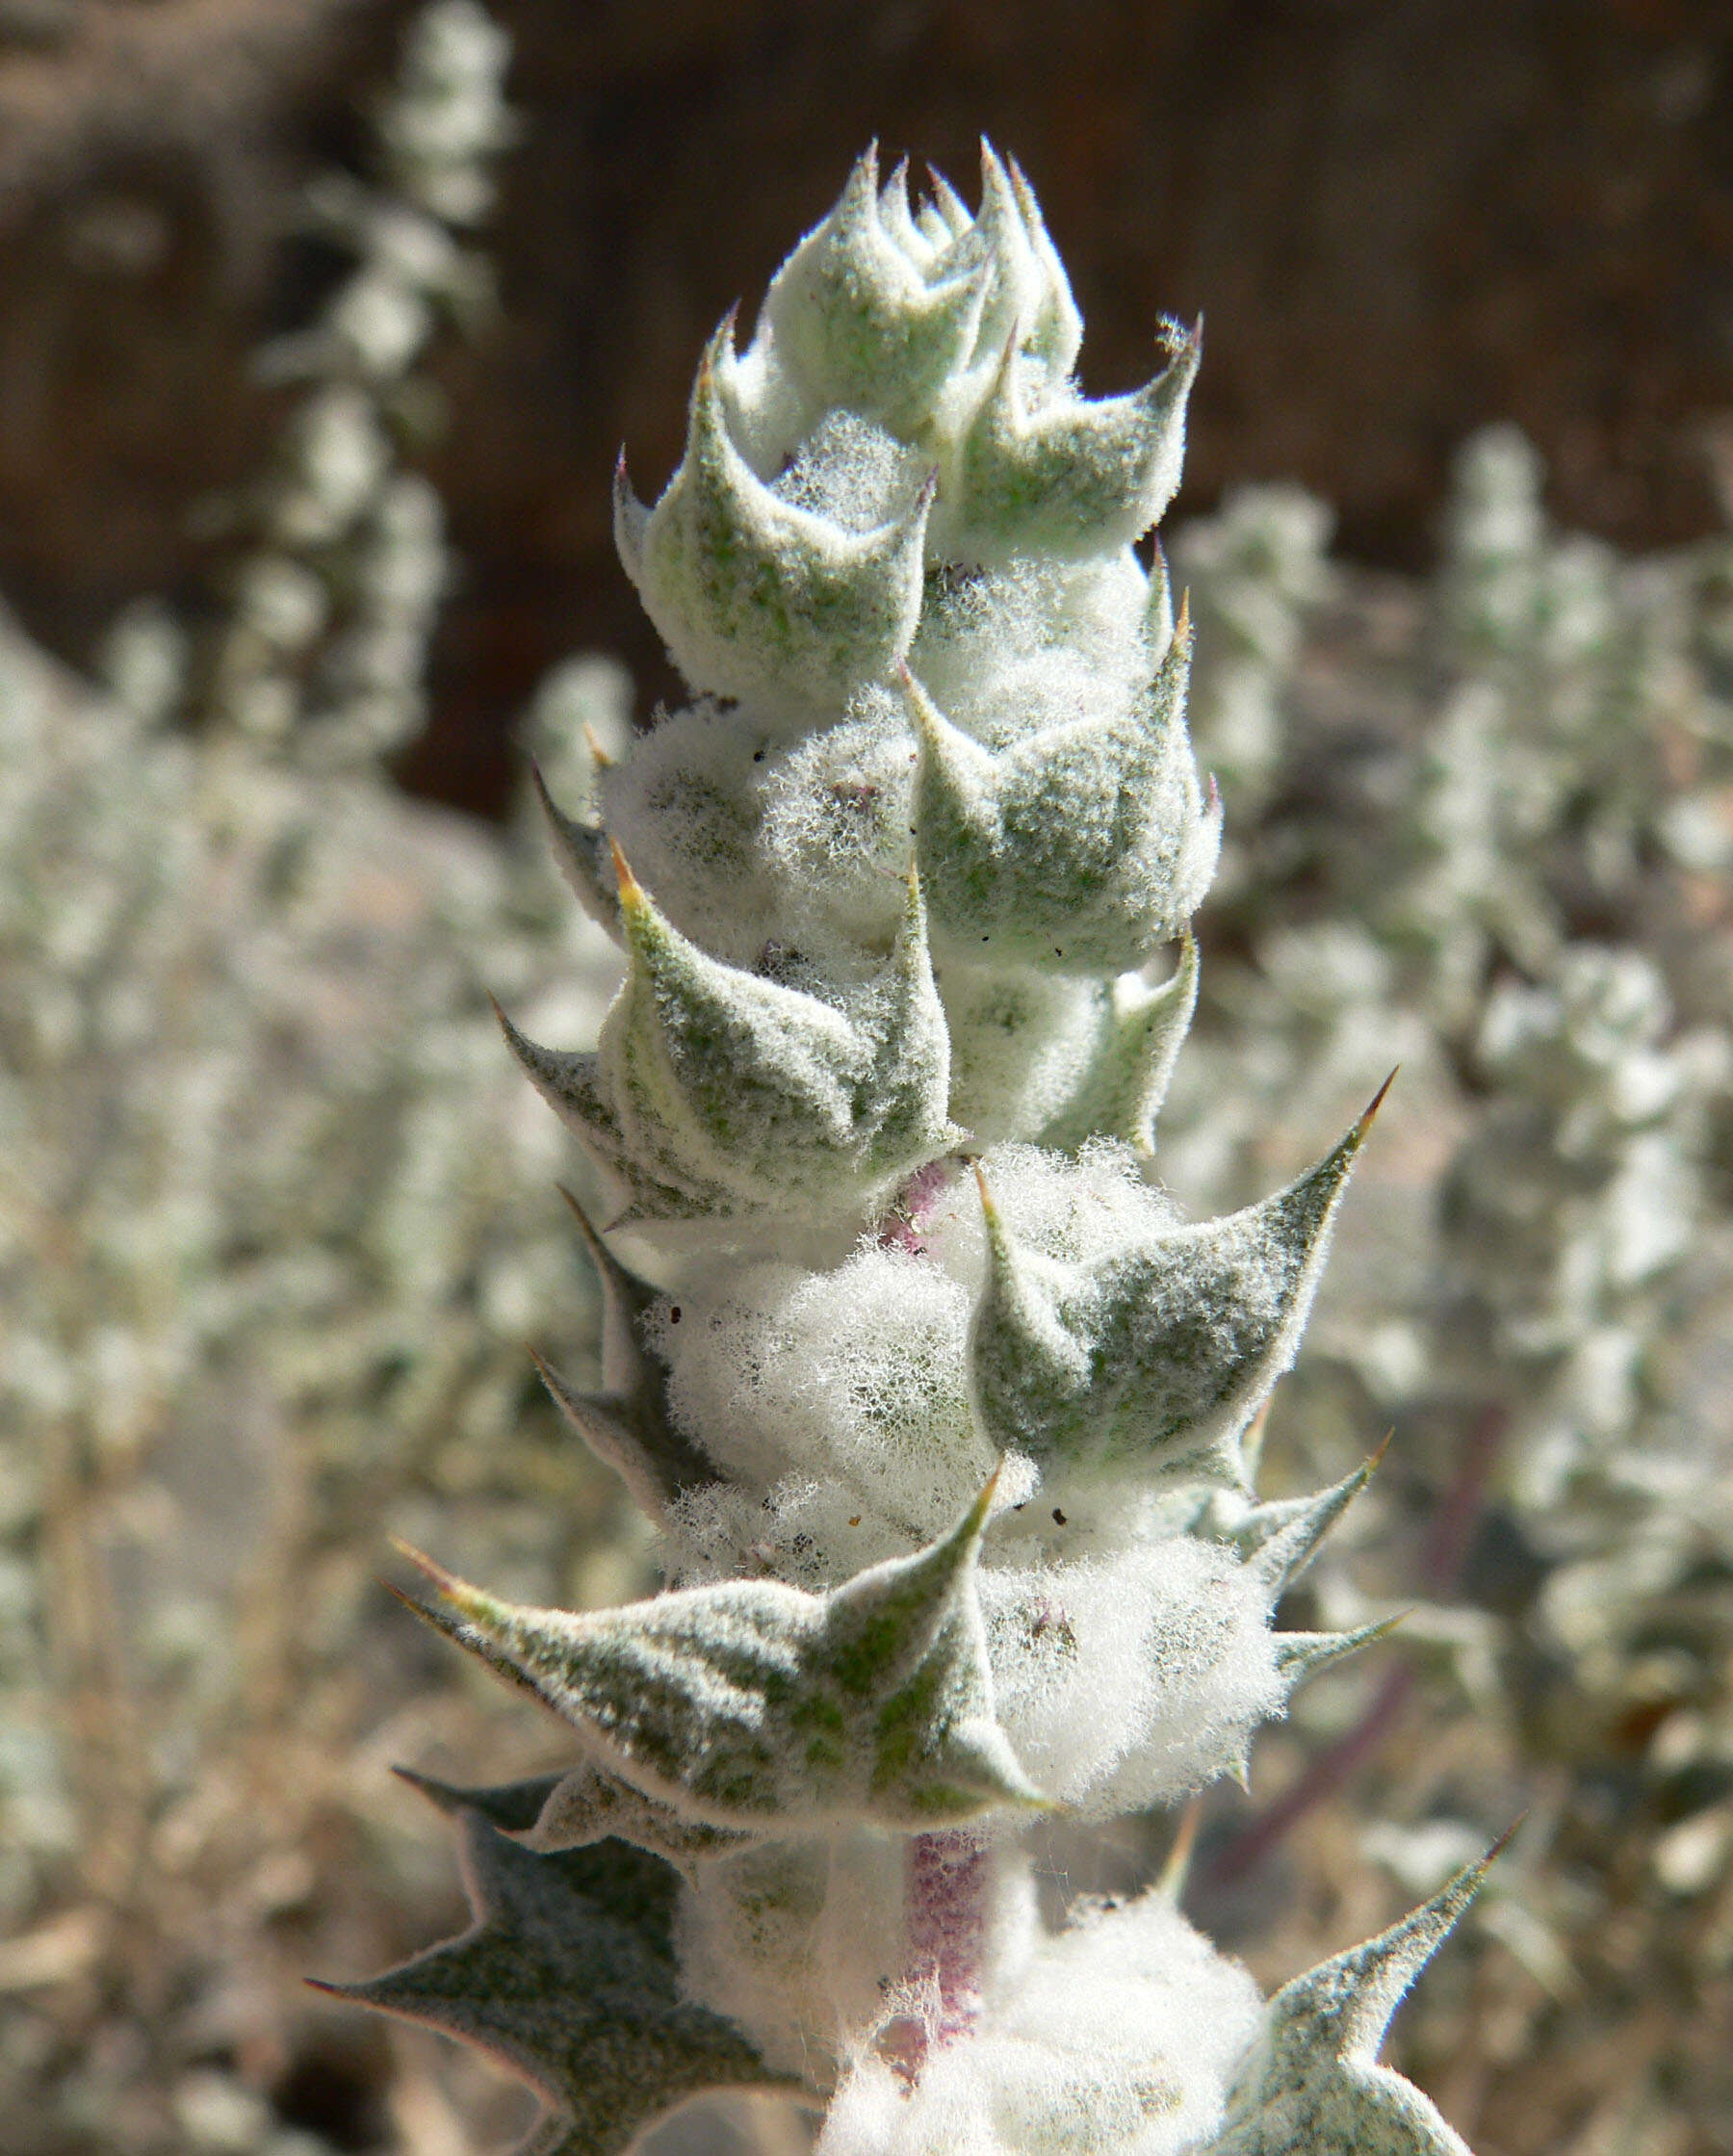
xmin=330 ymin=148 xmax=1491 ymax=2156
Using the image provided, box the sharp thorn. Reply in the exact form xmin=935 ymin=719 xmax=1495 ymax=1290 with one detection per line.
xmin=608 ymin=837 xmax=643 ymax=902
xmin=1484 ymin=1814 xmax=1528 ymax=1867
xmin=1359 ymin=1067 xmax=1400 ymax=1130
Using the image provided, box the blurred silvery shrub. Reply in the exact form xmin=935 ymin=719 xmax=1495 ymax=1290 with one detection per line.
xmin=0 ymin=8 xmax=628 ymax=2149
xmin=1161 ymin=433 xmax=1733 ymax=2155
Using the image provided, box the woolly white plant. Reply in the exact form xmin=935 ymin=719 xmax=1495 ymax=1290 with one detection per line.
xmin=327 ymin=148 xmax=1497 ymax=2156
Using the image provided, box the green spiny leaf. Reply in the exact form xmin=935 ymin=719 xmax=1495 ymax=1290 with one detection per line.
xmin=902 ymin=619 xmax=1217 ymax=973
xmin=316 ymin=1809 xmax=792 ymax=2156
xmin=522 ymin=1760 xmax=762 ymax=1869
xmin=759 ymin=143 xmax=990 ymax=430
xmin=395 ymin=1477 xmax=1045 ymax=1832
xmin=597 ymin=848 xmax=959 ymax=1219
xmin=1205 ymin=1854 xmax=1497 ymax=2156
xmin=951 ymin=317 xmax=1199 ymax=561
xmin=530 ymin=1187 xmax=713 ymax=1514
xmin=1273 ymin=1615 xmax=1405 ymax=1697
xmin=531 ymin=760 xmax=621 ymax=938
xmin=1210 ymin=1437 xmax=1389 ymax=1596
xmin=1039 ymin=930 xmax=1200 ymax=1154
xmin=970 ymin=1083 xmax=1390 ymax=1487
xmin=617 ymin=325 xmax=933 ymax=715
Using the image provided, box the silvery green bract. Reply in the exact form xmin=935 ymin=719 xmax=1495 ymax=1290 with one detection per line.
xmin=334 ymin=148 xmax=1485 ymax=2156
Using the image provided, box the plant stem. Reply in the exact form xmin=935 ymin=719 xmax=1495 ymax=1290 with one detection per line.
xmin=905 ymin=1829 xmax=992 ymax=2049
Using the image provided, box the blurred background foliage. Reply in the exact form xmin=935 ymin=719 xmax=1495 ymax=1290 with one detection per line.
xmin=1 ymin=3 xmax=1731 ymax=2154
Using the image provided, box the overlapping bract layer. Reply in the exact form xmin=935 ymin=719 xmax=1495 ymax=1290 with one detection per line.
xmin=508 ymin=144 xmax=1215 ymax=1217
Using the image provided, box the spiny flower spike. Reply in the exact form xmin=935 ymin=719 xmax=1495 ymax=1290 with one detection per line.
xmin=329 ymin=143 xmax=1484 ymax=2156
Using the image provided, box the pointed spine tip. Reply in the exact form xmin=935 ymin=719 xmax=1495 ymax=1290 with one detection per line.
xmin=554 ymin=1180 xmax=601 ymax=1240
xmin=1369 ymin=1427 xmax=1396 ymax=1473
xmin=1358 ymin=1066 xmax=1400 ymax=1132
xmin=582 ymin=720 xmax=614 ymax=771
xmin=388 ymin=1537 xmax=463 ymax=1598
xmin=388 ymin=1762 xmax=471 ymax=1817
xmin=608 ymin=838 xmax=645 ymax=908
xmin=526 ymin=1340 xmax=559 ymax=1387
xmin=378 ymin=1576 xmax=435 ymax=1624
xmin=1175 ymin=586 xmax=1192 ymax=645
xmin=898 ymin=662 xmax=943 ymax=737
xmin=970 ymin=1460 xmax=1004 ymax=1529
xmin=389 ymin=1542 xmax=497 ymax=1633
xmin=485 ymin=993 xmax=526 ymax=1058
xmin=1483 ymin=1814 xmax=1526 ymax=1868
xmin=972 ymin=1158 xmax=999 ymax=1226
xmin=1168 ymin=312 xmax=1203 ymax=358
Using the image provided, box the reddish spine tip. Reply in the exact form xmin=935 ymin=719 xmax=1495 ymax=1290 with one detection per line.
xmin=608 ymin=838 xmax=642 ymax=900
xmin=1359 ymin=1066 xmax=1401 ymax=1129
xmin=554 ymin=1182 xmax=604 ymax=1245
xmin=1484 ymin=1814 xmax=1528 ymax=1866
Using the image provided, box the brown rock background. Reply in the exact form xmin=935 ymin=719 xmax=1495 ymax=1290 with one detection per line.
xmin=1 ymin=0 xmax=1729 ymax=811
